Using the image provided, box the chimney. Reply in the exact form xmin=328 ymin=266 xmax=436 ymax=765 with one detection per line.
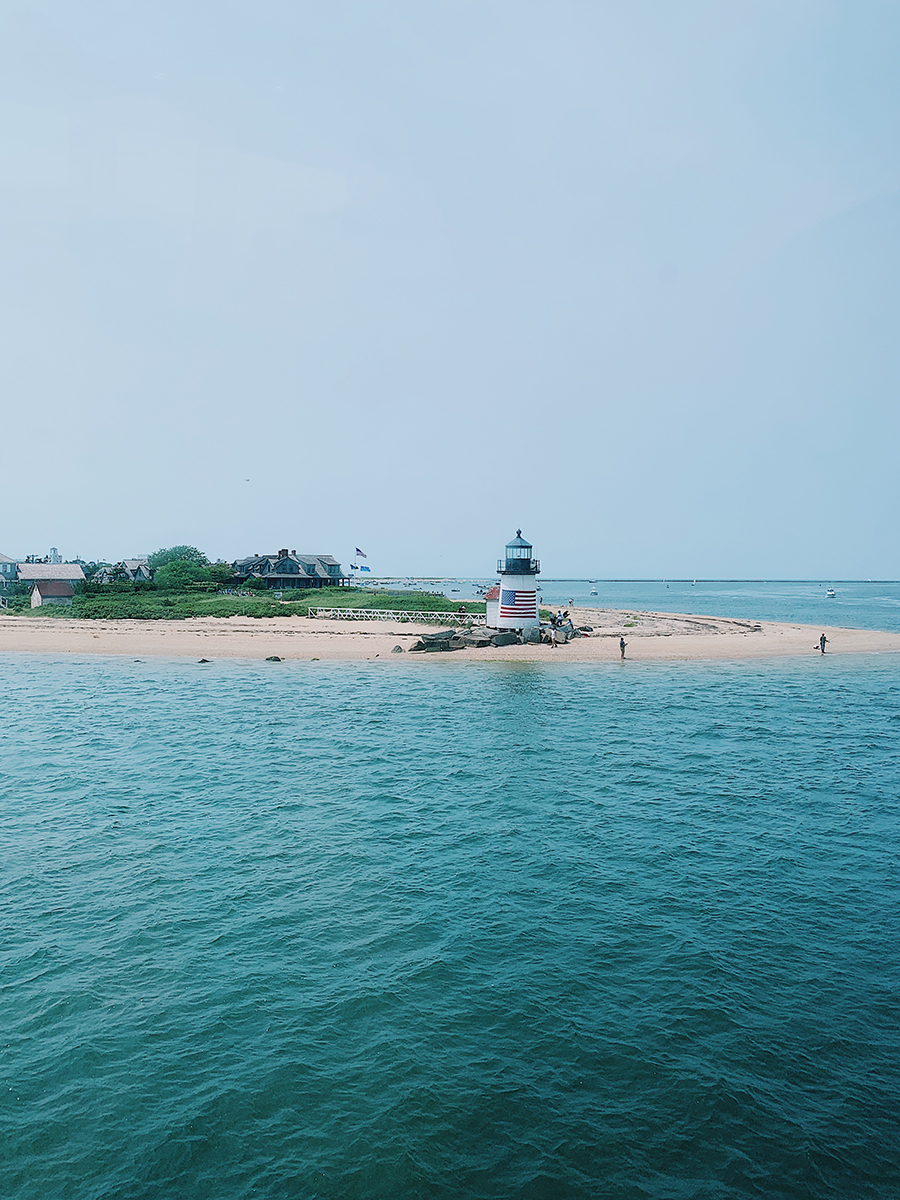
xmin=279 ymin=548 xmax=289 ymax=557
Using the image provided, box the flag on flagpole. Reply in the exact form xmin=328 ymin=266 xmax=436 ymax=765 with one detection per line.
xmin=360 ymin=565 xmax=371 ymax=572
xmin=355 ymin=547 xmax=367 ymax=558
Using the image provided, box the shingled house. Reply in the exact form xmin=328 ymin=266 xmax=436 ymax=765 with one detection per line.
xmin=232 ymin=550 xmax=347 ymax=590
xmin=0 ymin=552 xmax=16 ymax=589
xmin=16 ymin=562 xmax=84 ymax=608
xmin=31 ymin=580 xmax=75 ymax=608
xmin=17 ymin=562 xmax=85 ymax=586
xmin=93 ymin=559 xmax=152 ymax=583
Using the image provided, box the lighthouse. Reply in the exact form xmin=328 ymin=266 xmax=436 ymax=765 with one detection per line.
xmin=496 ymin=530 xmax=540 ymax=631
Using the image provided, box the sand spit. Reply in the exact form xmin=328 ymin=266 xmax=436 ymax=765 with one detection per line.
xmin=1 ymin=607 xmax=899 ymax=663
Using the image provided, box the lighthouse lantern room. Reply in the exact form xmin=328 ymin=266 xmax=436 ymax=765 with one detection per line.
xmin=496 ymin=530 xmax=540 ymax=631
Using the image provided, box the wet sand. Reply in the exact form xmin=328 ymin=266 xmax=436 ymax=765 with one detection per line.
xmin=1 ymin=608 xmax=898 ymax=662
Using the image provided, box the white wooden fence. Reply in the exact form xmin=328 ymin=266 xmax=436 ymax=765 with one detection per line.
xmin=311 ymin=607 xmax=477 ymax=623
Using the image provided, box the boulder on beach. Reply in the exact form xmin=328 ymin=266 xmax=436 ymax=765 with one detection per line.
xmin=410 ymin=628 xmax=462 ymax=652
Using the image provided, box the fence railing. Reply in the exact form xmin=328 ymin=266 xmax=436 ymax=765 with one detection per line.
xmin=311 ymin=607 xmax=478 ymax=624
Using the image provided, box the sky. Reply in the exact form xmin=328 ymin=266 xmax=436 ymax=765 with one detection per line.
xmin=1 ymin=0 xmax=898 ymax=578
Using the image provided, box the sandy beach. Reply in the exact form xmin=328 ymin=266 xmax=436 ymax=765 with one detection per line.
xmin=2 ymin=606 xmax=899 ymax=662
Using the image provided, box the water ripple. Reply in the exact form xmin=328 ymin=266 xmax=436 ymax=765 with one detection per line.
xmin=1 ymin=655 xmax=899 ymax=1199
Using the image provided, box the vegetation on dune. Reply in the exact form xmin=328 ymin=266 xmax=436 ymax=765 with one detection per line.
xmin=307 ymin=588 xmax=484 ymax=615
xmin=3 ymin=540 xmax=492 ymax=621
xmin=7 ymin=582 xmax=488 ymax=621
xmin=65 ymin=595 xmax=298 ymax=620
xmin=147 ymin=545 xmax=208 ymax=570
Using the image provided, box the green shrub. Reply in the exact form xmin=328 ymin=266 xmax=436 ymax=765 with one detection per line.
xmin=8 ymin=583 xmax=488 ymax=623
xmin=148 ymin=546 xmax=208 ymax=570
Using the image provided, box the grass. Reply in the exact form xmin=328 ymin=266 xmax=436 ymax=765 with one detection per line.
xmin=306 ymin=588 xmax=484 ymax=615
xmin=5 ymin=586 xmax=488 ymax=622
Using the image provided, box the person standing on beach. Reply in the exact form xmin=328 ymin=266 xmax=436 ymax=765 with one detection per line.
xmin=620 ymin=637 xmax=627 ymax=659
xmin=819 ymin=633 xmax=828 ymax=654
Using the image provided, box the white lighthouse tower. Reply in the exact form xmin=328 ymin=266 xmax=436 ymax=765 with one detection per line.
xmin=496 ymin=530 xmax=540 ymax=632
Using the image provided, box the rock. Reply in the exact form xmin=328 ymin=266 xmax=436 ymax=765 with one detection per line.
xmin=265 ymin=655 xmax=282 ymax=662
xmin=198 ymin=658 xmax=212 ymax=663
xmin=391 ymin=645 xmax=404 ymax=653
xmin=412 ymin=630 xmax=468 ymax=651
xmin=491 ymin=631 xmax=519 ymax=647
xmin=578 ymin=625 xmax=594 ymax=632
xmin=457 ymin=626 xmax=493 ymax=647
xmin=523 ymin=626 xmax=542 ymax=644
xmin=421 ymin=628 xmax=456 ymax=643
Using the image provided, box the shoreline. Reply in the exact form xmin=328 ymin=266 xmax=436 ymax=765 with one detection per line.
xmin=2 ymin=608 xmax=900 ymax=663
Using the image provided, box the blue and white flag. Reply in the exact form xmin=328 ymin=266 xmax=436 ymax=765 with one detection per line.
xmin=360 ymin=565 xmax=371 ymax=572
xmin=355 ymin=547 xmax=367 ymax=558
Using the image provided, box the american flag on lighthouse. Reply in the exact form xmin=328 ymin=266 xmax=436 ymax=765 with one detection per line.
xmin=499 ymin=589 xmax=538 ymax=619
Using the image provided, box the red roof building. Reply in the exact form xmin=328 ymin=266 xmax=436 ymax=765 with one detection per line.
xmin=484 ymin=585 xmax=501 ymax=628
xmin=31 ymin=580 xmax=75 ymax=608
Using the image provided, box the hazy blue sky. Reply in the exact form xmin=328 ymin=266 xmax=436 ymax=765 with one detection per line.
xmin=1 ymin=1 xmax=898 ymax=577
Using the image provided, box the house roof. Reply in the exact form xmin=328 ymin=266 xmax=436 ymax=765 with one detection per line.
xmin=18 ymin=563 xmax=85 ymax=581
xmin=234 ymin=552 xmax=344 ymax=577
xmin=484 ymin=586 xmax=501 ymax=600
xmin=33 ymin=580 xmax=74 ymax=597
xmin=0 ymin=552 xmax=15 ymax=563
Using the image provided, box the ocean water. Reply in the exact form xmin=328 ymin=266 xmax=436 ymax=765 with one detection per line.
xmin=2 ymin=654 xmax=899 ymax=1199
xmin=511 ymin=580 xmax=900 ymax=633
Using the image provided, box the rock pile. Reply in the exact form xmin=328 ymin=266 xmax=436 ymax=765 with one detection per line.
xmin=409 ymin=622 xmax=590 ymax=652
xmin=409 ymin=627 xmax=502 ymax=652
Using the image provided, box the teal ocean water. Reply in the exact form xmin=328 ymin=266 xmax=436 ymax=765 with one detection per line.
xmin=534 ymin=580 xmax=900 ymax=632
xmin=3 ymin=653 xmax=899 ymax=1199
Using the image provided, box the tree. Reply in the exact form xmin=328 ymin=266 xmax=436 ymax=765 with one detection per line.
xmin=148 ymin=545 xmax=208 ymax=571
xmin=207 ymin=562 xmax=236 ymax=586
xmin=153 ymin=560 xmax=212 ymax=590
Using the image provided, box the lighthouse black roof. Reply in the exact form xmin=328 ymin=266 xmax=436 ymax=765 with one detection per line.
xmin=499 ymin=529 xmax=539 ymax=575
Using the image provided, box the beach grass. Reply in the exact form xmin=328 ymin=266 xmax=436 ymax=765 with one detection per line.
xmin=5 ymin=586 xmax=487 ymax=622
